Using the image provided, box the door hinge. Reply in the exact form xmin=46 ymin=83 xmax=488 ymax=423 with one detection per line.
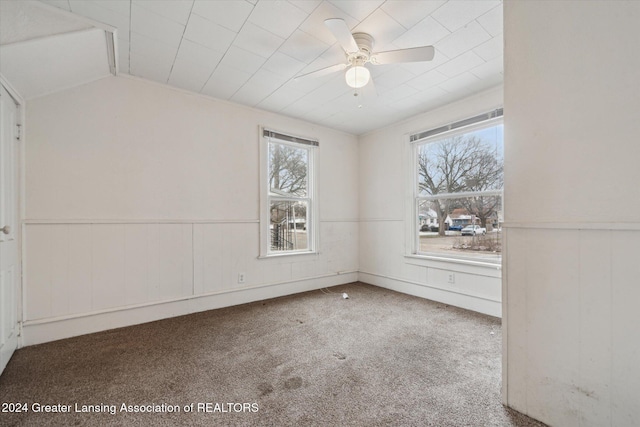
xmin=15 ymin=124 xmax=22 ymax=141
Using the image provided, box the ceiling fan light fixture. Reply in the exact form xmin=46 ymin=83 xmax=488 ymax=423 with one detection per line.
xmin=345 ymin=65 xmax=370 ymax=88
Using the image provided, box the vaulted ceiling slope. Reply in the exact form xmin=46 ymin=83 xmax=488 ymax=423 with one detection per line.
xmin=0 ymin=0 xmax=115 ymax=100
xmin=37 ymin=0 xmax=503 ymax=135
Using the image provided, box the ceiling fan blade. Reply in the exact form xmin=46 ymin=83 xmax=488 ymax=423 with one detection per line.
xmin=324 ymin=18 xmax=359 ymax=53
xmin=294 ymin=63 xmax=347 ymax=81
xmin=371 ymin=46 xmax=435 ymax=65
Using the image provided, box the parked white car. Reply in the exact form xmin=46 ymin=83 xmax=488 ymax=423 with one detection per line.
xmin=461 ymin=225 xmax=486 ymax=236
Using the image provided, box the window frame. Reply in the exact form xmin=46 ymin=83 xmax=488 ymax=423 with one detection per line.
xmin=408 ymin=114 xmax=504 ymax=265
xmin=259 ymin=127 xmax=319 ymax=258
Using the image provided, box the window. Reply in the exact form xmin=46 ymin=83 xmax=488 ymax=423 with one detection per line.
xmin=260 ymin=129 xmax=317 ymax=256
xmin=412 ymin=110 xmax=503 ymax=263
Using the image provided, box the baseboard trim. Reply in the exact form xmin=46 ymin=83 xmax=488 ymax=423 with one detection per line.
xmin=20 ymin=269 xmax=500 ymax=346
xmin=20 ymin=272 xmax=358 ymax=346
xmin=358 ymin=272 xmax=501 ymax=318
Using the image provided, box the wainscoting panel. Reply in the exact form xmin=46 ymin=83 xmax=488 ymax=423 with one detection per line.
xmin=504 ymin=226 xmax=640 ymax=427
xmin=193 ymin=223 xmax=259 ymax=294
xmin=23 ymin=220 xmax=358 ymax=345
xmin=25 ymin=223 xmax=194 ymax=321
xmin=359 ymin=219 xmax=502 ymax=318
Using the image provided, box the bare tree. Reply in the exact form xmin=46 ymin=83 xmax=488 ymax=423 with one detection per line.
xmin=459 ymin=148 xmax=503 ymax=228
xmin=269 ymin=144 xmax=307 ymax=196
xmin=418 ymin=135 xmax=502 ymax=234
xmin=269 ymin=144 xmax=309 ymax=250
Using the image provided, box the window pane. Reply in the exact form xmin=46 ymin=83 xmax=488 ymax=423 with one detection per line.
xmin=269 ymin=142 xmax=308 ymax=197
xmin=417 ymin=196 xmax=503 ymax=262
xmin=270 ymin=200 xmax=309 ymax=252
xmin=417 ymin=125 xmax=503 ymax=197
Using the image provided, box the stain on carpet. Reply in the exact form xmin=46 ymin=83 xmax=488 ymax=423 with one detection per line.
xmin=257 ymin=383 xmax=274 ymax=396
xmin=333 ymin=351 xmax=347 ymax=360
xmin=284 ymin=376 xmax=303 ymax=390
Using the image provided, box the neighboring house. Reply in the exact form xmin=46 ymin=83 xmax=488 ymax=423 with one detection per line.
xmin=287 ymin=218 xmax=306 ymax=230
xmin=420 ymin=208 xmax=501 ymax=231
xmin=450 ymin=208 xmax=501 ymax=231
xmin=418 ymin=208 xmax=451 ymax=228
xmin=450 ymin=208 xmax=474 ymax=228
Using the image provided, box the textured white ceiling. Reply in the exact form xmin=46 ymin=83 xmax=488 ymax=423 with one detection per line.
xmin=37 ymin=0 xmax=503 ymax=135
xmin=0 ymin=28 xmax=112 ymax=99
xmin=0 ymin=1 xmax=113 ymax=100
xmin=0 ymin=0 xmax=91 ymax=45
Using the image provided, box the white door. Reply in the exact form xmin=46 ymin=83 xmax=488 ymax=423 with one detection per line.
xmin=0 ymin=83 xmax=20 ymax=375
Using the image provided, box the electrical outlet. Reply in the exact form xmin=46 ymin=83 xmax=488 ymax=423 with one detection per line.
xmin=238 ymin=273 xmax=245 ymax=284
xmin=447 ymin=273 xmax=455 ymax=284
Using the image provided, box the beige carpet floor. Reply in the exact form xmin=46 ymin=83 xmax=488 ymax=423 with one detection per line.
xmin=0 ymin=282 xmax=546 ymax=426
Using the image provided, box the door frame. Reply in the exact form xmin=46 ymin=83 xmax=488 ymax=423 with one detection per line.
xmin=1 ymin=73 xmax=25 ymax=351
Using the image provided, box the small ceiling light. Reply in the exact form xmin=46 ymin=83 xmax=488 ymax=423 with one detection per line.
xmin=345 ymin=65 xmax=370 ymax=88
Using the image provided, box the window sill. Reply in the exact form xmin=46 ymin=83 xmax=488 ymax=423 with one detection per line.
xmin=258 ymin=251 xmax=319 ymax=260
xmin=405 ymin=253 xmax=501 ymax=274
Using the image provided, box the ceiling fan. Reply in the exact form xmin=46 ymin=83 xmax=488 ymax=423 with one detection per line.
xmin=295 ymin=18 xmax=435 ymax=90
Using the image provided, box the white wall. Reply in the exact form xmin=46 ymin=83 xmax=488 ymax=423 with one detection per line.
xmin=358 ymin=86 xmax=503 ymax=317
xmin=22 ymin=75 xmax=359 ymax=345
xmin=503 ymin=1 xmax=640 ymax=426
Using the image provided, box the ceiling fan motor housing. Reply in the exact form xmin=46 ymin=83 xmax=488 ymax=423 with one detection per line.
xmin=348 ymin=32 xmax=375 ymax=63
